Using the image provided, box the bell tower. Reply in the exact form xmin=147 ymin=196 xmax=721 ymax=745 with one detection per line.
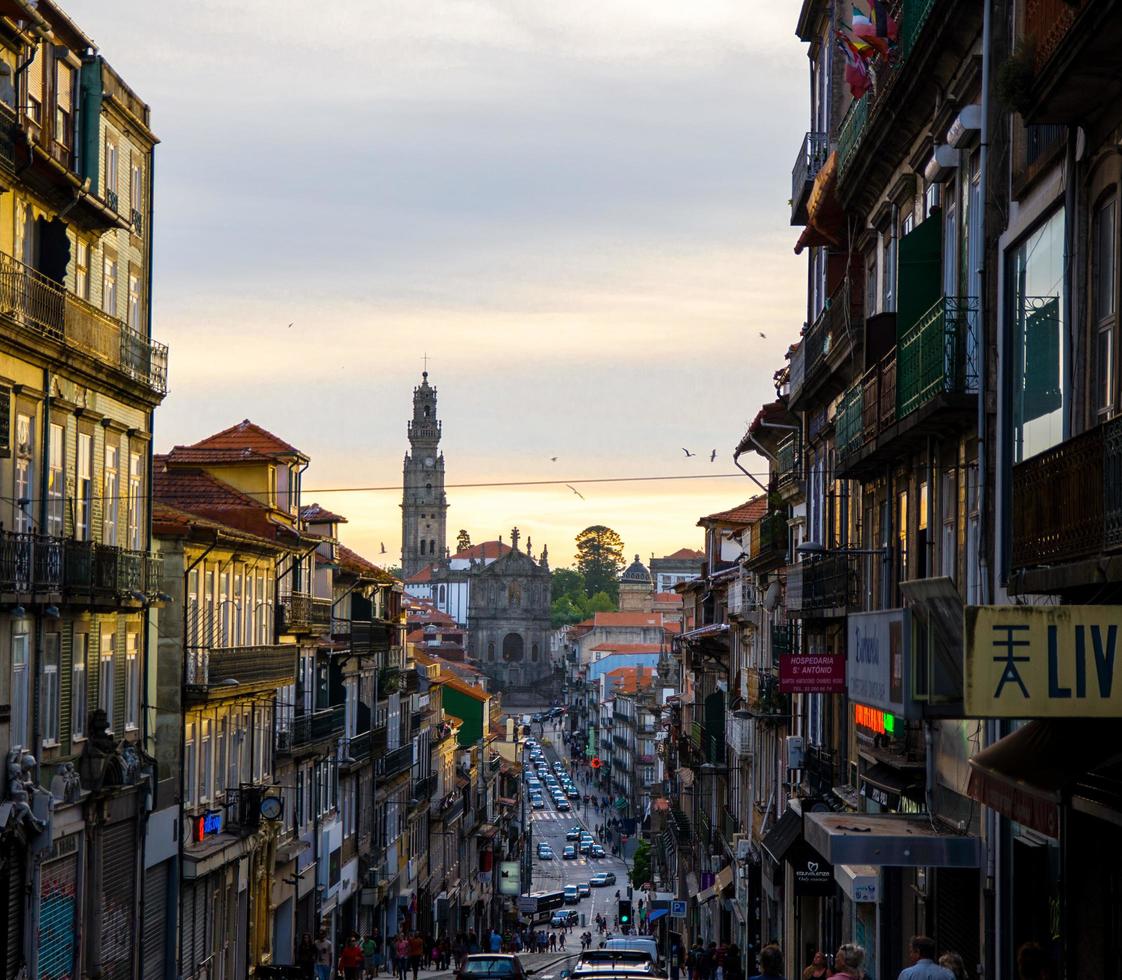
xmin=401 ymin=370 xmax=449 ymax=578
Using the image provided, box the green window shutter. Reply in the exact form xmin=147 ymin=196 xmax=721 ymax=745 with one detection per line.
xmin=897 ymin=215 xmax=943 ymax=334
xmin=89 ymin=620 xmax=100 ymax=718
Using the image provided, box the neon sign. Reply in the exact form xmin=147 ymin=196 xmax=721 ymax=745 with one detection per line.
xmin=854 ymin=703 xmax=895 ymax=735
xmin=197 ymin=810 xmax=222 ymax=840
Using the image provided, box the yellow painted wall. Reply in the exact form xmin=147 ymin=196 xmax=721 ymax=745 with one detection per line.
xmin=201 ymin=463 xmax=275 ymax=509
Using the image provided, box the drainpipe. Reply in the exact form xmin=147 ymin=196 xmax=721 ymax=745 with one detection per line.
xmin=732 ymin=448 xmax=770 ymax=497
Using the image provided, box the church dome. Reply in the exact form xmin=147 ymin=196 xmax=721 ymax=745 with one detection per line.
xmin=620 ymin=554 xmax=653 ymax=585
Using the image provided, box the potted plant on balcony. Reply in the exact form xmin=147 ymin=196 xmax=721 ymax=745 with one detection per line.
xmin=996 ymin=40 xmax=1036 ymax=115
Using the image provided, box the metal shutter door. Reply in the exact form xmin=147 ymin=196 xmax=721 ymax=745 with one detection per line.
xmin=180 ymin=882 xmax=196 ymax=978
xmin=3 ymin=845 xmax=25 ymax=980
xmin=37 ymin=844 xmax=79 ymax=980
xmin=142 ymin=862 xmax=169 ymax=980
xmin=101 ymin=821 xmax=137 ymax=980
xmin=934 ymin=868 xmax=980 ymax=974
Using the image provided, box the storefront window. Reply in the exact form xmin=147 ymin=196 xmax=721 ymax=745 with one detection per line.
xmin=1010 ymin=208 xmax=1067 ymax=461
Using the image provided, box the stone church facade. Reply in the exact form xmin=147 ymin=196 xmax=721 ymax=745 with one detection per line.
xmin=468 ymin=529 xmax=553 ymax=689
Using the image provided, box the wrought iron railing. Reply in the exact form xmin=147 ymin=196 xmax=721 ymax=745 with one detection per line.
xmin=777 ymin=432 xmax=801 ymax=491
xmin=1025 ymin=0 xmax=1084 ymax=72
xmin=1011 ymin=417 xmax=1122 ymax=569
xmin=311 ymin=597 xmax=332 ymax=630
xmin=791 ymin=131 xmax=829 ymax=222
xmin=0 ymin=250 xmax=167 ymax=396
xmin=786 ymin=555 xmax=857 ymax=616
xmin=290 ymin=706 xmax=345 ymax=748
xmin=378 ymin=743 xmax=414 ymax=780
xmin=276 ymin=591 xmax=313 ymax=632
xmin=186 ymin=644 xmax=296 ymax=691
xmin=896 ymin=296 xmax=978 ymax=417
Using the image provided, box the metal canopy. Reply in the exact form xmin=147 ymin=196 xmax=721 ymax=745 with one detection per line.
xmin=804 ymin=811 xmax=982 ymax=868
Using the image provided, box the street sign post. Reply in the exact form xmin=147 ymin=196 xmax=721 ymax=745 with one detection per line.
xmin=670 ymin=900 xmax=687 ymax=918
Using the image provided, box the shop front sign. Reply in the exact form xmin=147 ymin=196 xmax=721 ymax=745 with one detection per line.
xmin=789 ymin=840 xmax=834 ymax=896
xmin=964 ymin=605 xmax=1122 ymax=717
xmin=780 ymin=654 xmax=846 ymax=694
xmin=847 ymin=609 xmax=919 ymax=719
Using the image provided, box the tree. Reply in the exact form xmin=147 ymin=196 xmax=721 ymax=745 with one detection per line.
xmin=551 ymin=567 xmax=585 ymax=602
xmin=584 ymin=591 xmax=616 ymax=614
xmin=456 ymin=529 xmax=472 ymax=552
xmin=550 ymin=594 xmax=584 ymax=628
xmin=575 ymin=525 xmax=625 ymax=601
xmin=630 ymin=839 xmax=651 ymax=889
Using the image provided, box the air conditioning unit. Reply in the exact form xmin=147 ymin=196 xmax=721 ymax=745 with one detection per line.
xmin=734 ymin=834 xmax=751 ymax=861
xmin=785 ymin=735 xmax=805 ymax=770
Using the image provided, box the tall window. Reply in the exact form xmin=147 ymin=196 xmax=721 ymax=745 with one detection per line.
xmin=47 ymin=422 xmax=64 ymax=536
xmin=882 ymin=227 xmax=897 ymax=312
xmin=897 ymin=489 xmax=909 ymax=587
xmin=200 ymin=719 xmax=212 ymax=803
xmin=55 ymin=62 xmax=74 ymax=150
xmin=128 ymin=452 xmax=143 ymax=549
xmin=1093 ymin=195 xmax=1117 ymax=417
xmin=125 ymin=632 xmax=139 ymax=730
xmin=130 ymin=160 xmax=143 ymax=214
xmin=14 ymin=413 xmax=34 ymax=532
xmin=219 ymin=572 xmax=231 ymax=645
xmin=102 ymin=252 xmax=118 ymax=316
xmin=77 ymin=432 xmax=93 ymax=541
xmin=127 ymin=271 xmax=141 ymax=332
xmin=940 ymin=470 xmax=957 ymax=580
xmin=25 ymin=44 xmax=42 ymax=123
xmin=104 ymin=137 xmax=119 ymax=203
xmin=104 ymin=445 xmax=119 ymax=545
xmin=184 ymin=722 xmax=196 ymax=807
xmin=1011 ymin=208 xmax=1067 ymax=461
xmin=42 ymin=632 xmax=60 ymax=747
xmin=99 ymin=631 xmax=115 ymax=731
xmin=72 ymin=632 xmax=89 ymax=740
xmin=76 ymin=240 xmax=89 ymax=299
xmin=11 ymin=627 xmax=30 ymax=750
xmin=216 ymin=717 xmax=227 ymax=798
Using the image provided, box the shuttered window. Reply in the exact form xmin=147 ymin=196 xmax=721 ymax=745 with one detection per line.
xmin=0 ymin=383 xmax=10 ymax=458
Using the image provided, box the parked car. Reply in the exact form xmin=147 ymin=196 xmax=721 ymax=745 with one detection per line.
xmin=456 ymin=955 xmax=532 ymax=980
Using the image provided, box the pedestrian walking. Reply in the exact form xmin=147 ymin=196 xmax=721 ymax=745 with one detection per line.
xmin=748 ymin=944 xmax=785 ymax=980
xmin=724 ymin=944 xmax=744 ymax=980
xmin=560 ymin=931 xmax=566 ymax=950
xmin=340 ymin=936 xmax=366 ymax=980
xmin=315 ymin=931 xmax=335 ymax=980
xmin=826 ymin=944 xmax=864 ymax=980
xmin=897 ymin=937 xmax=954 ymax=980
xmin=362 ymin=935 xmax=379 ymax=979
xmin=938 ymin=953 xmax=968 ymax=980
xmin=394 ymin=935 xmax=409 ymax=980
xmin=298 ymin=933 xmax=318 ymax=980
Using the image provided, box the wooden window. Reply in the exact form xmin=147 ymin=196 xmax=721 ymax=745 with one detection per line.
xmin=184 ymin=722 xmax=196 ymax=807
xmin=102 ymin=251 xmax=118 ymax=316
xmin=75 ymin=239 xmax=89 ymax=300
xmin=42 ymin=632 xmax=60 ymax=747
xmin=47 ymin=422 xmax=64 ymax=536
xmin=103 ymin=444 xmax=119 ymax=545
xmin=125 ymin=631 xmax=139 ymax=730
xmin=104 ymin=137 xmax=119 ymax=205
xmin=99 ymin=630 xmax=115 ymax=732
xmin=55 ymin=62 xmax=74 ymax=149
xmin=1093 ymin=194 xmax=1117 ymax=417
xmin=76 ymin=431 xmax=93 ymax=541
xmin=25 ymin=45 xmax=42 ymax=123
xmin=127 ymin=270 xmax=141 ymax=332
xmin=10 ymin=626 xmax=30 ymax=749
xmin=127 ymin=451 xmax=142 ymax=549
xmin=72 ymin=631 xmax=89 ymax=740
xmin=14 ymin=411 xmax=34 ymax=532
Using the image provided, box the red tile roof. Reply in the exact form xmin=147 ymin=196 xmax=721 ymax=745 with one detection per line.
xmin=603 ymin=666 xmax=658 ymax=693
xmin=589 ymin=643 xmax=663 ymax=654
xmin=452 ymin=541 xmax=512 ymax=560
xmin=167 ymin=419 xmax=305 ymax=464
xmin=336 ymin=542 xmax=395 ymax=582
xmin=653 ymin=592 xmax=683 ymax=604
xmin=301 ymin=503 xmax=348 ymax=525
xmin=151 ymin=502 xmax=284 ymax=550
xmin=441 ymin=675 xmax=490 ymax=702
xmin=406 ymin=564 xmax=436 ymax=583
xmin=153 ymin=457 xmax=289 ymax=541
xmin=698 ymin=496 xmax=768 ymax=527
xmin=661 ymin=548 xmax=705 ymax=561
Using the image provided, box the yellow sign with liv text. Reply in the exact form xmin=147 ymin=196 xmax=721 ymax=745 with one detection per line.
xmin=964 ymin=605 xmax=1122 ymax=717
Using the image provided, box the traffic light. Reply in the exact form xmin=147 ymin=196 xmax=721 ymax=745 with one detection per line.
xmin=618 ymin=899 xmax=632 ymax=926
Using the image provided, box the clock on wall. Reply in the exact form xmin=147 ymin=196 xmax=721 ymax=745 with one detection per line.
xmin=424 ymin=457 xmax=435 ymax=467
xmin=259 ymin=795 xmax=283 ymax=821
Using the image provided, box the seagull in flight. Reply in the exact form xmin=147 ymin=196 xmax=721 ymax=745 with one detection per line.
xmin=380 ymin=542 xmax=387 ymax=554
xmin=710 ymin=450 xmax=717 ymax=462
xmin=566 ymin=484 xmax=586 ymax=500
xmin=288 ymin=322 xmax=294 ymax=329
xmin=549 ymin=456 xmax=559 ymax=462
xmin=759 ymin=331 xmax=766 ymax=339
xmin=682 ymin=448 xmax=695 ymax=458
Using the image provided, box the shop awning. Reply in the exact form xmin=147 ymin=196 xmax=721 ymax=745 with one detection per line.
xmin=761 ymin=806 xmax=803 ymax=866
xmin=861 ymin=763 xmax=924 ymax=809
xmin=966 ymin=720 xmax=1122 ymax=838
xmin=715 ymin=864 xmax=735 ymax=892
xmin=648 ymin=908 xmax=668 ymax=923
xmin=804 ymin=812 xmax=982 ymax=868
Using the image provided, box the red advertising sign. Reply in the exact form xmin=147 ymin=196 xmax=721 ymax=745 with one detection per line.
xmin=779 ymin=654 xmax=846 ymax=694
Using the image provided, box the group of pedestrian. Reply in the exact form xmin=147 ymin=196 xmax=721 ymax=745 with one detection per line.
xmin=298 ymin=928 xmax=464 ymax=980
xmin=685 ymin=939 xmax=745 ymax=980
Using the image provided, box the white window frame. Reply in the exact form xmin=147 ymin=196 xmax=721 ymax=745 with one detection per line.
xmin=200 ymin=718 xmax=212 ymax=803
xmin=11 ymin=627 xmax=30 ymax=750
xmin=184 ymin=721 xmax=196 ymax=808
xmin=99 ymin=631 xmax=115 ymax=732
xmin=102 ymin=252 xmax=118 ymax=316
xmin=47 ymin=422 xmax=64 ymax=537
xmin=127 ymin=451 xmax=143 ymax=550
xmin=125 ymin=631 xmax=139 ymax=731
xmin=77 ymin=432 xmax=93 ymax=542
xmin=103 ymin=444 xmax=119 ymax=546
xmin=14 ymin=412 xmax=34 ymax=533
xmin=42 ymin=631 xmax=60 ymax=748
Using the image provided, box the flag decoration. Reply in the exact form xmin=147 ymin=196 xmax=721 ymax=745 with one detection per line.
xmin=873 ymin=0 xmax=899 ymax=42
xmin=836 ymin=31 xmax=871 ymax=99
xmin=851 ymin=3 xmax=891 ymax=57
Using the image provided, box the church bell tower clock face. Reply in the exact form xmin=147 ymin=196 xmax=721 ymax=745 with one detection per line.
xmin=425 ymin=457 xmax=434 ymax=467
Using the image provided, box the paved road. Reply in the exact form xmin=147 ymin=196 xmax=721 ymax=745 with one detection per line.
xmin=522 ymin=727 xmax=630 ymax=935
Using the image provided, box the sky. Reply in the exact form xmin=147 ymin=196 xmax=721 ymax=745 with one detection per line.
xmin=67 ymin=0 xmax=809 ymax=569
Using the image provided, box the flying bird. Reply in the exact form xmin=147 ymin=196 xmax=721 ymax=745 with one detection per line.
xmin=710 ymin=450 xmax=717 ymax=462
xmin=759 ymin=332 xmax=766 ymax=339
xmin=682 ymin=448 xmax=695 ymax=458
xmin=288 ymin=322 xmax=294 ymax=329
xmin=380 ymin=542 xmax=387 ymax=554
xmin=566 ymin=484 xmax=586 ymax=500
xmin=549 ymin=456 xmax=559 ymax=462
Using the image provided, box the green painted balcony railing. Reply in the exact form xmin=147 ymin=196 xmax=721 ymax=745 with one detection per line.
xmin=896 ymin=295 xmax=977 ymax=417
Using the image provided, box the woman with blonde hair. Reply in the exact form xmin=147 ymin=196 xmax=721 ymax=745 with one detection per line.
xmin=827 ymin=944 xmax=865 ymax=979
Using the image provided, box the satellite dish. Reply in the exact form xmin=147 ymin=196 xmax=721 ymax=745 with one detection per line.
xmin=679 ymin=767 xmax=695 ymax=788
xmin=764 ymin=581 xmax=781 ymax=611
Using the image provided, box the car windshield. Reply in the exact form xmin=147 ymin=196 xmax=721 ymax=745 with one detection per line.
xmin=463 ymin=960 xmax=517 ymax=975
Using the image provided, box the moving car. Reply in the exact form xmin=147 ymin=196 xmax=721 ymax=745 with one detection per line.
xmin=578 ymin=882 xmax=591 ymax=897
xmin=563 ymin=845 xmax=577 ymax=859
xmin=456 ymin=955 xmax=532 ymax=980
xmin=590 ymin=844 xmax=605 ymax=858
xmin=537 ymin=843 xmax=553 ymax=859
xmin=572 ymin=950 xmax=663 ymax=980
xmin=589 ymin=871 xmax=616 ymax=886
xmin=550 ymin=910 xmax=579 ymax=928
xmin=531 ymin=796 xmax=545 ymax=809
xmin=578 ymin=840 xmax=592 ymax=854
xmin=567 ymin=787 xmax=580 ymax=799
xmin=566 ymin=828 xmax=582 ymax=841
xmin=556 ymin=799 xmax=571 ymax=810
xmin=564 ymin=885 xmax=580 ymax=904
xmin=604 ymin=939 xmax=659 ymax=965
